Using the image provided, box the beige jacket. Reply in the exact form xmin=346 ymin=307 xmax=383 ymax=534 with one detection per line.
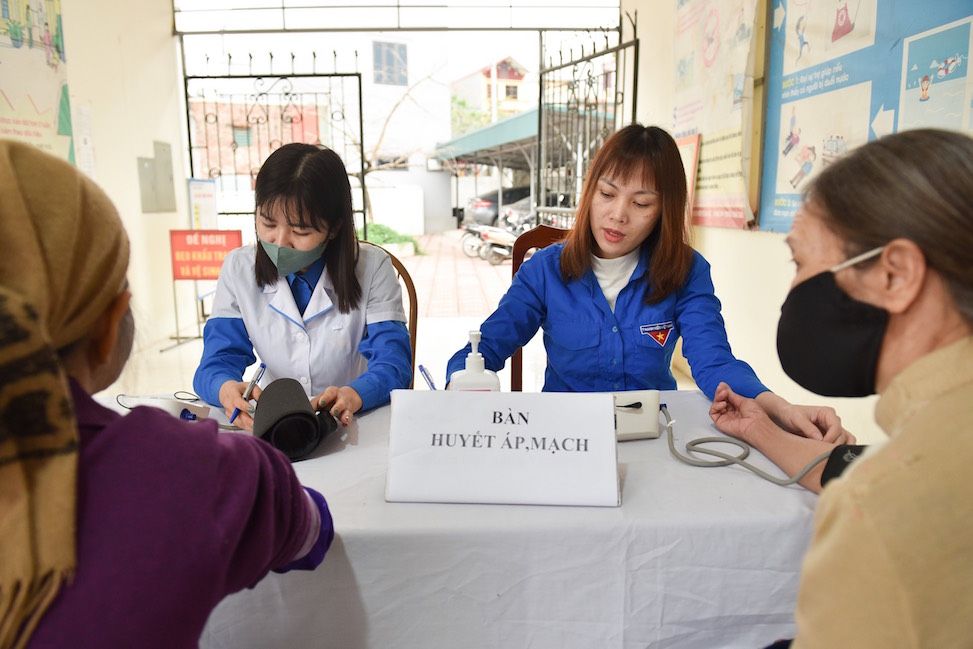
xmin=792 ymin=336 xmax=973 ymax=648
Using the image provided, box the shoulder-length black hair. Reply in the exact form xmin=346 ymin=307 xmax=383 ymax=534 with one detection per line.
xmin=254 ymin=143 xmax=361 ymax=313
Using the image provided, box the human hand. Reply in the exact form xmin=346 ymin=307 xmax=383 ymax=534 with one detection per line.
xmin=755 ymin=392 xmax=855 ymax=444
xmin=219 ymin=379 xmax=263 ymax=431
xmin=709 ymin=382 xmax=775 ymax=442
xmin=776 ymin=403 xmax=856 ymax=444
xmin=313 ymin=385 xmax=363 ymax=427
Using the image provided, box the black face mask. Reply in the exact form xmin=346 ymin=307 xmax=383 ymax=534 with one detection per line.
xmin=776 ymin=249 xmax=889 ymax=397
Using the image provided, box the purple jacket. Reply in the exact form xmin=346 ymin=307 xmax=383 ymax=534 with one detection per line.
xmin=27 ymin=381 xmax=333 ymax=648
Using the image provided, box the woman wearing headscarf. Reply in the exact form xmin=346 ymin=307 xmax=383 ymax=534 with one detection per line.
xmin=708 ymin=129 xmax=973 ymax=647
xmin=0 ymin=140 xmax=333 ymax=649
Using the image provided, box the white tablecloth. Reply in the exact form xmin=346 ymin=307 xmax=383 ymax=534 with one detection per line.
xmin=200 ymin=390 xmax=816 ymax=649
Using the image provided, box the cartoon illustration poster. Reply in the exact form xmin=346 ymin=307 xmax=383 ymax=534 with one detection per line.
xmin=673 ymin=0 xmax=759 ymax=229
xmin=899 ymin=20 xmax=971 ymax=133
xmin=0 ymin=0 xmax=73 ymax=161
xmin=760 ymin=1 xmax=972 ymax=232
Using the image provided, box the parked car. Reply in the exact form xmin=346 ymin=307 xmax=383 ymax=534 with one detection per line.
xmin=465 ymin=186 xmax=532 ymax=225
xmin=498 ymin=192 xmax=572 ymax=230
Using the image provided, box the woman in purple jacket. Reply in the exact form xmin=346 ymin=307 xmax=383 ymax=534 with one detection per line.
xmin=0 ymin=139 xmax=333 ymax=649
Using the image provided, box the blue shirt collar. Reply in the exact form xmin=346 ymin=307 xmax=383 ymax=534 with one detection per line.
xmin=286 ymin=255 xmax=326 ymax=290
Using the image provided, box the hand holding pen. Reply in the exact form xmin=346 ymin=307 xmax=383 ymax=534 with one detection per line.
xmin=220 ymin=362 xmax=266 ymax=431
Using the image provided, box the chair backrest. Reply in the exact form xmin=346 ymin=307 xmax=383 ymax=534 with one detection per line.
xmin=510 ymin=224 xmax=569 ymax=391
xmin=361 ymin=241 xmax=418 ymax=389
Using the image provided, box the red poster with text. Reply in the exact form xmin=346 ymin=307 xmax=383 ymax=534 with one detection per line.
xmin=169 ymin=229 xmax=243 ymax=280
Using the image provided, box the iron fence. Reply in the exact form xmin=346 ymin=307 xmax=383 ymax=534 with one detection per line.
xmin=184 ymin=70 xmax=367 ymax=233
xmin=536 ymin=32 xmax=637 ymax=228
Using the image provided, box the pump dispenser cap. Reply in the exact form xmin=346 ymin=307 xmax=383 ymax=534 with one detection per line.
xmin=466 ymin=330 xmax=485 ymax=373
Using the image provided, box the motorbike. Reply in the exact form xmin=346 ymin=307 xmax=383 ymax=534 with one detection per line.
xmin=460 ymin=223 xmax=485 ymax=258
xmin=476 ymin=225 xmax=519 ymax=265
xmin=476 ymin=209 xmax=535 ymax=265
xmin=458 ymin=199 xmax=539 ymax=264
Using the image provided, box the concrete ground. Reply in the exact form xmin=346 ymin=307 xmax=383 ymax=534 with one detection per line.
xmin=402 ymin=229 xmax=511 ymax=319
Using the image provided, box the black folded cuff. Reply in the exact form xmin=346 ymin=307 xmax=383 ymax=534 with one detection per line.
xmin=253 ymin=378 xmax=337 ymax=461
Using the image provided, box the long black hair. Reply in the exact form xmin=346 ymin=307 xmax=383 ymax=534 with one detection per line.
xmin=254 ymin=143 xmax=361 ymax=313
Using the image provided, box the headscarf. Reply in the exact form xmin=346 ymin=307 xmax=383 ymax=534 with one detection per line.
xmin=0 ymin=140 xmax=129 ymax=649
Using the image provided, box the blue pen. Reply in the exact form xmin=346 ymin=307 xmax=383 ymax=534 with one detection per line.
xmin=229 ymin=362 xmax=267 ymax=424
xmin=417 ymin=364 xmax=437 ymax=390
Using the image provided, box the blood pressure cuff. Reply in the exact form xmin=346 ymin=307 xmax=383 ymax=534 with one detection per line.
xmin=820 ymin=444 xmax=868 ymax=489
xmin=252 ymin=378 xmax=337 ymax=461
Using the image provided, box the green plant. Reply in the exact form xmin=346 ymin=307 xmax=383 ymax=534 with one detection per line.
xmin=357 ymin=223 xmax=422 ymax=254
xmin=450 ymin=96 xmax=491 ymax=137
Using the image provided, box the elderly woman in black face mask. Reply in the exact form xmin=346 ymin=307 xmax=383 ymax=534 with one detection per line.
xmin=709 ymin=128 xmax=973 ymax=648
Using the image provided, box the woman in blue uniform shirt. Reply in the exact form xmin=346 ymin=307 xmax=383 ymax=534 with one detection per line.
xmin=447 ymin=124 xmax=847 ymax=441
xmin=194 ymin=143 xmax=412 ymax=430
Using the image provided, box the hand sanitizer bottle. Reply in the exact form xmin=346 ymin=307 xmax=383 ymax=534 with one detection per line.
xmin=447 ymin=331 xmax=501 ymax=391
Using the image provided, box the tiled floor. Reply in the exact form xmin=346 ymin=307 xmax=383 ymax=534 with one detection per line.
xmin=400 ymin=230 xmax=549 ymax=391
xmin=403 ymin=230 xmax=512 ymax=318
xmin=110 ymin=230 xmax=550 ymax=399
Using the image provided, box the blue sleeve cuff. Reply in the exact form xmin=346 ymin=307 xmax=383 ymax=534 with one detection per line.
xmin=194 ymin=317 xmax=256 ymax=407
xmin=691 ymin=359 xmax=768 ymax=401
xmin=350 ymin=320 xmax=412 ymax=412
xmin=724 ymin=375 xmax=769 ymax=400
xmin=445 ymin=352 xmax=466 ymax=386
xmin=349 ymin=373 xmax=386 ymax=412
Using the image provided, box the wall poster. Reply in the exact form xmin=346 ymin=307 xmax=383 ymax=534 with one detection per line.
xmin=0 ymin=0 xmax=72 ymax=160
xmin=673 ymin=0 xmax=760 ymax=229
xmin=759 ymin=1 xmax=972 ymax=232
xmin=676 ymin=133 xmax=702 ymax=225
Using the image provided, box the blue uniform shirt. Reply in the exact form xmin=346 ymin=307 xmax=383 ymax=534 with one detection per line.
xmin=446 ymin=243 xmax=768 ymax=400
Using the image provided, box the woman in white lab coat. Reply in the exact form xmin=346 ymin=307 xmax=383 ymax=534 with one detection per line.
xmin=194 ymin=143 xmax=412 ymax=430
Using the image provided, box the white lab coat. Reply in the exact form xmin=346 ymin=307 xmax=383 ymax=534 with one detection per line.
xmin=210 ymin=243 xmax=406 ymax=397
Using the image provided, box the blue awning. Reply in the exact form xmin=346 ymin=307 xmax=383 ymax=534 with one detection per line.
xmin=434 ymin=105 xmax=615 ymax=171
xmin=434 ymin=109 xmax=538 ymax=167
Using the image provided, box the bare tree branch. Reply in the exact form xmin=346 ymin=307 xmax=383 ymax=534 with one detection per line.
xmin=368 ymin=67 xmax=445 ymax=165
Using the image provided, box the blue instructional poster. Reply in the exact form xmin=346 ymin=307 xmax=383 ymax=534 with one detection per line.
xmin=759 ymin=1 xmax=972 ymax=232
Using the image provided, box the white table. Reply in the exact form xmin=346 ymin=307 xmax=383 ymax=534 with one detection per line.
xmin=200 ymin=390 xmax=816 ymax=649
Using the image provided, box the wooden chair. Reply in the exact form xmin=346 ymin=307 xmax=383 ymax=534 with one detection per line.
xmin=510 ymin=224 xmax=569 ymax=391
xmin=361 ymin=241 xmax=418 ymax=388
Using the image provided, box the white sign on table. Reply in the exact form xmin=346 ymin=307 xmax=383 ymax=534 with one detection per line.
xmin=386 ymin=390 xmax=619 ymax=507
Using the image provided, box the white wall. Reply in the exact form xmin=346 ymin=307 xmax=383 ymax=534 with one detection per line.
xmin=624 ymin=0 xmax=882 ymax=442
xmin=360 ymin=33 xmax=452 ymax=159
xmin=451 ymin=73 xmax=486 ymax=112
xmin=370 ymin=166 xmax=454 ymax=234
xmin=367 ymin=184 xmax=424 ymax=235
xmin=62 ymin=0 xmax=196 ymax=353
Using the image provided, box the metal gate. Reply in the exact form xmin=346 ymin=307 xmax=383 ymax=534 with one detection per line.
xmin=536 ymin=29 xmax=638 ymax=228
xmin=184 ymin=70 xmax=367 ymax=235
